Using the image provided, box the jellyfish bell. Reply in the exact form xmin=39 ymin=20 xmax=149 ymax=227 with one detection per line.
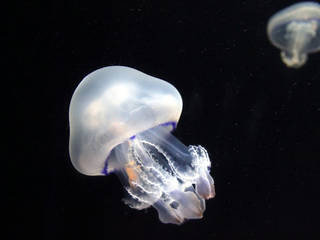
xmin=69 ymin=66 xmax=215 ymax=224
xmin=267 ymin=2 xmax=320 ymax=68
xmin=69 ymin=66 xmax=182 ymax=176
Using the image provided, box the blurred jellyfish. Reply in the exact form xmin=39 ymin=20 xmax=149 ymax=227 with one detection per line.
xmin=267 ymin=2 xmax=320 ymax=68
xmin=69 ymin=66 xmax=215 ymax=224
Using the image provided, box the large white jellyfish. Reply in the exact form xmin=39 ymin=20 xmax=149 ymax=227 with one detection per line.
xmin=69 ymin=66 xmax=215 ymax=224
xmin=267 ymin=2 xmax=320 ymax=68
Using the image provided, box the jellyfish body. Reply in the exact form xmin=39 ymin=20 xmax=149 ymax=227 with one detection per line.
xmin=267 ymin=2 xmax=320 ymax=68
xmin=69 ymin=66 xmax=215 ymax=224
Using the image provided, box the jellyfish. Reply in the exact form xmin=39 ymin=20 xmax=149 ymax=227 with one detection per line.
xmin=69 ymin=66 xmax=215 ymax=224
xmin=267 ymin=2 xmax=320 ymax=68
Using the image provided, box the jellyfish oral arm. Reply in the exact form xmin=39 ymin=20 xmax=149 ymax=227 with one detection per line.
xmin=111 ymin=125 xmax=215 ymax=224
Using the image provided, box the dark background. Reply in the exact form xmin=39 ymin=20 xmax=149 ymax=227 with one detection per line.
xmin=9 ymin=0 xmax=320 ymax=239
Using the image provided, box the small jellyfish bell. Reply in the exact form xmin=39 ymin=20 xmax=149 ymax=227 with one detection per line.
xmin=267 ymin=2 xmax=320 ymax=68
xmin=69 ymin=66 xmax=215 ymax=224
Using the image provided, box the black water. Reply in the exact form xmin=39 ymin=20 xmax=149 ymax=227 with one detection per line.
xmin=9 ymin=0 xmax=320 ymax=239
